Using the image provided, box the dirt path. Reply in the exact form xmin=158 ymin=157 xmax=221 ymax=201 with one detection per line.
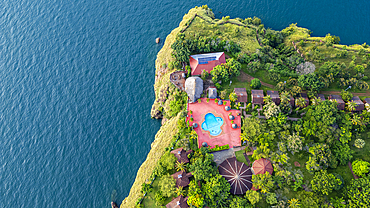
xmin=321 ymin=91 xmax=370 ymax=96
xmin=238 ymin=71 xmax=275 ymax=89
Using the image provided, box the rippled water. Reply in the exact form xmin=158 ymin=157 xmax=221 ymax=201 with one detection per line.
xmin=0 ymin=0 xmax=368 ymax=207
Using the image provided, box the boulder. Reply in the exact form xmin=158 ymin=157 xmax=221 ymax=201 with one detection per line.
xmin=185 ymin=77 xmax=203 ymax=103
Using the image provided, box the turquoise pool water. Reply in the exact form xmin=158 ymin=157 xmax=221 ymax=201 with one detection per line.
xmin=201 ymin=113 xmax=223 ymax=136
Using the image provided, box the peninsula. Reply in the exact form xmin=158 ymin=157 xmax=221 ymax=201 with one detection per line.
xmin=121 ymin=5 xmax=370 ymax=208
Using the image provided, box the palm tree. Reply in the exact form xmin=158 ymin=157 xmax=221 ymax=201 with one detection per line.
xmin=295 ymin=97 xmax=307 ymax=108
xmin=350 ymin=114 xmax=362 ymax=126
xmin=175 ymin=186 xmax=185 ymax=197
xmin=280 ymin=91 xmax=291 ymax=104
xmin=175 ymin=161 xmax=186 ymax=171
xmin=346 ymin=101 xmax=357 ymax=112
xmin=311 ymin=97 xmax=322 ymax=106
xmin=288 ymin=198 xmax=301 ymax=208
xmin=263 ymin=95 xmax=272 ymax=104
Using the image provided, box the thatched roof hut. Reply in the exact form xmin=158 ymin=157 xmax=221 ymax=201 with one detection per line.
xmin=171 ymin=171 xmax=193 ymax=188
xmin=329 ymin=95 xmax=345 ymax=110
xmin=218 ymin=157 xmax=253 ymax=195
xmin=251 ymin=90 xmax=264 ymax=104
xmin=170 ymin=148 xmax=193 ymax=164
xmin=266 ymin=90 xmax=280 ymax=105
xmin=317 ymin=94 xmax=325 ymax=101
xmin=234 ymin=88 xmax=248 ymax=103
xmin=364 ymin=98 xmax=370 ymax=104
xmin=185 ymin=77 xmax=203 ymax=103
xmin=166 ymin=195 xmax=189 ymax=208
xmin=351 ymin=96 xmax=364 ymax=112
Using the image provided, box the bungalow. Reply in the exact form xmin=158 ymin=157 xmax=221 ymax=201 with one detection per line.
xmin=208 ymin=87 xmax=217 ymax=99
xmin=299 ymin=93 xmax=309 ymax=108
xmin=170 ymin=148 xmax=193 ymax=164
xmin=166 ymin=195 xmax=189 ymax=208
xmin=251 ymin=90 xmax=264 ymax=105
xmin=266 ymin=90 xmax=280 ymax=105
xmin=234 ymin=88 xmax=248 ymax=103
xmin=317 ymin=94 xmax=325 ymax=101
xmin=171 ymin=170 xmax=193 ymax=188
xmin=364 ymin=98 xmax=370 ymax=104
xmin=351 ymin=96 xmax=364 ymax=112
xmin=189 ymin=52 xmax=226 ymax=75
xmin=329 ymin=95 xmax=345 ymax=110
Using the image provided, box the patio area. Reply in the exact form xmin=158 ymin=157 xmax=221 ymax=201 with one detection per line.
xmin=188 ymin=98 xmax=241 ymax=149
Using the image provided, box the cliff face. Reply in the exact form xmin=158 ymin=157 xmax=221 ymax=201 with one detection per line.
xmin=150 ymin=7 xmax=215 ymax=120
xmin=121 ymin=7 xmax=215 ymax=208
xmin=120 ymin=113 xmax=180 ymax=208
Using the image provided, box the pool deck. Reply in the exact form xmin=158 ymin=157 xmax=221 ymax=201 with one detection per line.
xmin=188 ymin=98 xmax=241 ymax=148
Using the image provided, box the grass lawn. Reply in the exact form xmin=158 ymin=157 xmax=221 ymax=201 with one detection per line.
xmin=142 ymin=177 xmax=172 ymax=208
xmin=235 ymin=149 xmax=249 ymax=165
xmin=184 ymin=16 xmax=261 ymax=54
xmin=350 ymin=131 xmax=370 ymax=162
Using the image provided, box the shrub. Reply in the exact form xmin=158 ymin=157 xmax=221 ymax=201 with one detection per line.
xmin=354 ymin=138 xmax=365 ymax=148
xmin=209 ymin=144 xmax=229 ymax=152
xmin=245 ymin=190 xmax=261 ymax=205
xmin=352 ymin=160 xmax=370 ymax=177
xmin=363 ymin=76 xmax=368 ymax=81
xmin=220 ymin=90 xmax=227 ymax=100
xmin=155 ymin=191 xmax=166 ymax=206
xmin=250 ymin=78 xmax=261 ymax=89
xmin=266 ymin=192 xmax=278 ymax=205
xmin=340 ymin=90 xmax=353 ymax=102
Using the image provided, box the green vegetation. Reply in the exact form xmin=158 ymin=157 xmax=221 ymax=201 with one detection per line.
xmin=125 ymin=5 xmax=370 ymax=208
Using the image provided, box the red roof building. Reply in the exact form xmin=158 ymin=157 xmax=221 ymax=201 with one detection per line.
xmin=252 ymin=158 xmax=273 ymax=175
xmin=189 ymin=52 xmax=226 ymax=75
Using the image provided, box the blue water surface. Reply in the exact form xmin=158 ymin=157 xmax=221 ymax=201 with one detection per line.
xmin=202 ymin=113 xmax=223 ymax=136
xmin=0 ymin=0 xmax=369 ymax=207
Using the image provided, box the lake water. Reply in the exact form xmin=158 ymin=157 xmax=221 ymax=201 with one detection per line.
xmin=0 ymin=0 xmax=369 ymax=207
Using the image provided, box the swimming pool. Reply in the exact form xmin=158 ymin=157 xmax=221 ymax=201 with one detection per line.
xmin=201 ymin=113 xmax=223 ymax=136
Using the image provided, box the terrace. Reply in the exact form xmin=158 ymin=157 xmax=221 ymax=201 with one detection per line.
xmin=188 ymin=98 xmax=241 ymax=149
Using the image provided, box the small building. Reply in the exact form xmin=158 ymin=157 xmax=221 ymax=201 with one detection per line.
xmin=171 ymin=170 xmax=193 ymax=188
xmin=299 ymin=93 xmax=309 ymax=107
xmin=251 ymin=90 xmax=264 ymax=104
xmin=189 ymin=52 xmax=226 ymax=76
xmin=364 ymin=98 xmax=370 ymax=104
xmin=218 ymin=157 xmax=252 ymax=195
xmin=166 ymin=195 xmax=189 ymax=208
xmin=208 ymin=87 xmax=217 ymax=99
xmin=234 ymin=88 xmax=248 ymax=103
xmin=317 ymin=94 xmax=325 ymax=101
xmin=252 ymin=158 xmax=273 ymax=175
xmin=185 ymin=77 xmax=203 ymax=103
xmin=266 ymin=90 xmax=280 ymax=105
xmin=351 ymin=96 xmax=364 ymax=112
xmin=329 ymin=95 xmax=345 ymax=110
xmin=170 ymin=148 xmax=193 ymax=164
